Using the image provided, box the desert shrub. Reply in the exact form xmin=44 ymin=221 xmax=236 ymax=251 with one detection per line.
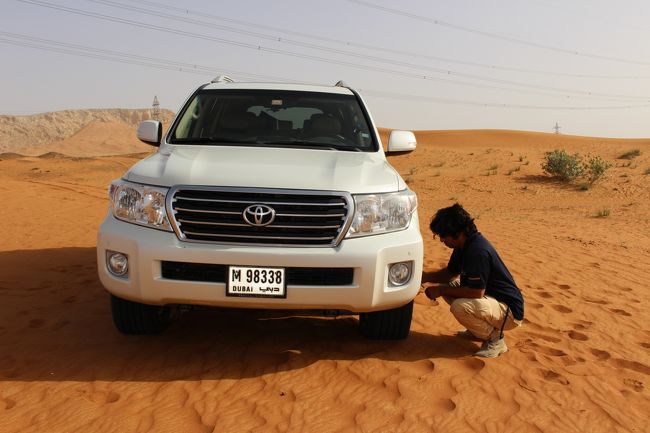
xmin=618 ymin=149 xmax=641 ymax=160
xmin=584 ymin=155 xmax=612 ymax=185
xmin=542 ymin=150 xmax=584 ymax=181
xmin=543 ymin=149 xmax=612 ymax=186
xmin=644 ymin=167 xmax=650 ymax=175
xmin=595 ymin=208 xmax=610 ymax=218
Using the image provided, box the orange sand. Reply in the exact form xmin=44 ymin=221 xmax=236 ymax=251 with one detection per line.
xmin=0 ymin=127 xmax=649 ymax=432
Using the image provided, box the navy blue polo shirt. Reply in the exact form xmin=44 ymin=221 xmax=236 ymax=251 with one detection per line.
xmin=447 ymin=232 xmax=524 ymax=320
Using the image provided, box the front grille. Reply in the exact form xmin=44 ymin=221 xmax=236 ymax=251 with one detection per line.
xmin=161 ymin=261 xmax=354 ymax=286
xmin=169 ymin=187 xmax=351 ymax=246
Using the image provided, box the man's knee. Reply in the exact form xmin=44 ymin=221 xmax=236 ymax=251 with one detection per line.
xmin=450 ymin=298 xmax=474 ymax=320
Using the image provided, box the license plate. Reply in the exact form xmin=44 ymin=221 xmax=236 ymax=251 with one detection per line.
xmin=227 ymin=266 xmax=286 ymax=298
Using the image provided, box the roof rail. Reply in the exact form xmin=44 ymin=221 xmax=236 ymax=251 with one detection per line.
xmin=211 ymin=75 xmax=235 ymax=83
xmin=334 ymin=80 xmax=349 ymax=88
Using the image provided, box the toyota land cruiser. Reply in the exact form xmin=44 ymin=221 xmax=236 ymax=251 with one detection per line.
xmin=97 ymin=77 xmax=423 ymax=339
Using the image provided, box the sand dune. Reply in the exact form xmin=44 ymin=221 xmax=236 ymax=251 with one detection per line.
xmin=0 ymin=108 xmax=174 ymax=156
xmin=44 ymin=121 xmax=156 ymax=157
xmin=0 ymin=128 xmax=648 ymax=432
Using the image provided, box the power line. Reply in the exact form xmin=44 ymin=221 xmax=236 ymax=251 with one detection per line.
xmin=2 ymin=32 xmax=648 ymax=112
xmin=361 ymin=89 xmax=650 ymax=110
xmin=0 ymin=32 xmax=299 ymax=82
xmin=346 ymin=0 xmax=650 ymax=66
xmin=83 ymin=0 xmax=650 ymax=100
xmin=16 ymin=0 xmax=650 ymax=102
xmin=122 ymin=0 xmax=650 ymax=80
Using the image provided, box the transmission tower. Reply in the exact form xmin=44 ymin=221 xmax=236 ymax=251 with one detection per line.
xmin=553 ymin=122 xmax=562 ymax=134
xmin=151 ymin=96 xmax=160 ymax=121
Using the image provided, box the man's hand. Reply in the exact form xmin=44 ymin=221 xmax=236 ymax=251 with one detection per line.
xmin=422 ymin=269 xmax=458 ymax=284
xmin=422 ymin=283 xmax=442 ymax=300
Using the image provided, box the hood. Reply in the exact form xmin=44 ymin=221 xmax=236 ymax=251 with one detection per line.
xmin=125 ymin=145 xmax=401 ymax=194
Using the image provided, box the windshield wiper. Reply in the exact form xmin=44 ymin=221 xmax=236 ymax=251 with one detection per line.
xmin=170 ymin=137 xmax=257 ymax=144
xmin=259 ymin=140 xmax=362 ymax=151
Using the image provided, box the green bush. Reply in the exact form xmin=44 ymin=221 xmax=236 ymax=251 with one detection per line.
xmin=585 ymin=156 xmax=612 ymax=183
xmin=542 ymin=149 xmax=611 ymax=185
xmin=542 ymin=150 xmax=584 ymax=181
xmin=584 ymin=155 xmax=612 ymax=185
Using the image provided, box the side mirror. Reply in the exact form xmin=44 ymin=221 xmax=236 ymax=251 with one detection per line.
xmin=137 ymin=120 xmax=162 ymax=147
xmin=387 ymin=130 xmax=417 ymax=153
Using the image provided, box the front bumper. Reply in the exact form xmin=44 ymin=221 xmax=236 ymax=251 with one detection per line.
xmin=97 ymin=212 xmax=423 ymax=313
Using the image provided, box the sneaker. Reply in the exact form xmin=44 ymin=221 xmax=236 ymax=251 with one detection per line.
xmin=474 ymin=338 xmax=508 ymax=358
xmin=456 ymin=329 xmax=482 ymax=341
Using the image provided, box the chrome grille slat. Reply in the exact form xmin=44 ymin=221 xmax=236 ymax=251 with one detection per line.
xmin=174 ymin=196 xmax=346 ymax=207
xmin=177 ymin=219 xmax=248 ymax=227
xmin=276 ymin=213 xmax=345 ymax=218
xmin=183 ymin=231 xmax=335 ymax=241
xmin=178 ymin=219 xmax=340 ymax=229
xmin=175 ymin=209 xmax=344 ymax=218
xmin=175 ymin=207 xmax=241 ymax=215
xmin=170 ymin=187 xmax=352 ymax=246
xmin=272 ymin=224 xmax=341 ymax=229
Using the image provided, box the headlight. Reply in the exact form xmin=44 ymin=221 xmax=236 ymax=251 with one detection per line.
xmin=346 ymin=190 xmax=417 ymax=238
xmin=109 ymin=180 xmax=172 ymax=231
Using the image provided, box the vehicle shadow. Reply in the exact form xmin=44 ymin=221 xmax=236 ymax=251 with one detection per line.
xmin=0 ymin=247 xmax=476 ymax=382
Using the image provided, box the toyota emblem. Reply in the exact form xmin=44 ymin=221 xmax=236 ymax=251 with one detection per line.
xmin=242 ymin=204 xmax=276 ymax=227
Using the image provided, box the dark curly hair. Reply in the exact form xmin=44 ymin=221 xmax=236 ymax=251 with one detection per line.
xmin=429 ymin=203 xmax=477 ymax=238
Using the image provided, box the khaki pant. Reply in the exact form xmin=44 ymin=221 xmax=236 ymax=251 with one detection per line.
xmin=443 ymin=296 xmax=522 ymax=341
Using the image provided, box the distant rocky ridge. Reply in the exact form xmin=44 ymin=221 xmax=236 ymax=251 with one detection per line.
xmin=0 ymin=108 xmax=175 ymax=155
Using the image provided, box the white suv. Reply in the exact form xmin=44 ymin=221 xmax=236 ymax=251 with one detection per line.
xmin=97 ymin=77 xmax=423 ymax=339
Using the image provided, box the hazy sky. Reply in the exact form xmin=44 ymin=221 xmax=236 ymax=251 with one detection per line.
xmin=3 ymin=0 xmax=650 ymax=137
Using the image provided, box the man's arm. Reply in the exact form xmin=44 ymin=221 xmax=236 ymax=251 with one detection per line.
xmin=421 ymin=268 xmax=459 ymax=284
xmin=424 ymin=284 xmax=485 ymax=300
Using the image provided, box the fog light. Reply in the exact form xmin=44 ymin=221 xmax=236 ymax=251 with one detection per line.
xmin=107 ymin=251 xmax=129 ymax=277
xmin=388 ymin=261 xmax=412 ymax=286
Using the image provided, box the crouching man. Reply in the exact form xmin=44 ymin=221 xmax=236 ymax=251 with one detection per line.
xmin=422 ymin=204 xmax=524 ymax=358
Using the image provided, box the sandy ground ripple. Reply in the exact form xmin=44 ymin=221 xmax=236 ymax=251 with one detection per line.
xmin=0 ymin=130 xmax=649 ymax=432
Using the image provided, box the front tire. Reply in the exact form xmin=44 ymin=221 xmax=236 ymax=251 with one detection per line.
xmin=110 ymin=294 xmax=171 ymax=335
xmin=359 ymin=300 xmax=413 ymax=340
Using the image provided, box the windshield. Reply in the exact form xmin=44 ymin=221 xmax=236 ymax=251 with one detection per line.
xmin=169 ymin=89 xmax=377 ymax=151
